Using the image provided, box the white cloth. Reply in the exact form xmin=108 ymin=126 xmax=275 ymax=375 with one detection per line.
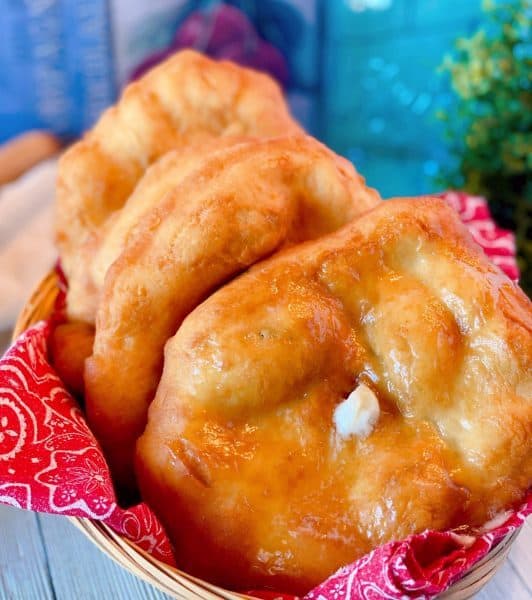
xmin=0 ymin=160 xmax=57 ymax=330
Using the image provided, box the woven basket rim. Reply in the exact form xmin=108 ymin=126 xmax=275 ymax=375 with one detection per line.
xmin=11 ymin=269 xmax=522 ymax=600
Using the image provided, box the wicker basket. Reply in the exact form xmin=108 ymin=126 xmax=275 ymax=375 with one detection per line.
xmin=13 ymin=270 xmax=520 ymax=600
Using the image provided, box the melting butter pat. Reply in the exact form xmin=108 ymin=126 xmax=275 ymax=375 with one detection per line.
xmin=333 ymin=383 xmax=380 ymax=439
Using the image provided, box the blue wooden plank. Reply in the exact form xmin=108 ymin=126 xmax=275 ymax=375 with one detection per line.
xmin=0 ymin=505 xmax=54 ymax=600
xmin=37 ymin=512 xmax=170 ymax=600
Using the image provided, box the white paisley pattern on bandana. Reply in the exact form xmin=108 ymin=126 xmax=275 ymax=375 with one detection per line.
xmin=0 ymin=321 xmax=175 ymax=564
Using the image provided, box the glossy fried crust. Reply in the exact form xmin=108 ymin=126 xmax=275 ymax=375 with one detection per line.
xmin=85 ymin=135 xmax=379 ymax=495
xmin=56 ymin=49 xmax=302 ymax=322
xmin=49 ymin=322 xmax=95 ymax=398
xmin=69 ymin=138 xmax=254 ymax=323
xmin=136 ymin=198 xmax=532 ymax=594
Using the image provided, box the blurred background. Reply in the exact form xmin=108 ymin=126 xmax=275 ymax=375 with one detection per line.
xmin=0 ymin=4 xmax=531 ymax=597
xmin=0 ymin=0 xmax=530 ymax=321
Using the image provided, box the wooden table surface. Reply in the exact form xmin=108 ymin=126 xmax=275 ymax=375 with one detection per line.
xmin=0 ymin=501 xmax=530 ymax=599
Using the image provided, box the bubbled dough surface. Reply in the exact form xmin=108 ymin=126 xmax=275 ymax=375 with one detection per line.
xmin=137 ymin=198 xmax=532 ymax=594
xmin=56 ymin=49 xmax=303 ymax=322
xmin=85 ymin=135 xmax=379 ymax=494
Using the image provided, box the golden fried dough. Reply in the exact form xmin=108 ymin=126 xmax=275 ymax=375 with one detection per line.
xmin=49 ymin=321 xmax=95 ymax=398
xmin=137 ymin=198 xmax=532 ymax=593
xmin=56 ymin=49 xmax=302 ymax=321
xmin=71 ymin=138 xmax=252 ymax=323
xmin=85 ymin=135 xmax=379 ymax=495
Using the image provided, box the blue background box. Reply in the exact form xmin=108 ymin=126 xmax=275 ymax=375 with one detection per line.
xmin=0 ymin=0 xmax=484 ymax=197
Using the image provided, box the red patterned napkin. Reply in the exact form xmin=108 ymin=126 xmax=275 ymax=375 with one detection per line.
xmin=439 ymin=191 xmax=519 ymax=281
xmin=0 ymin=193 xmax=529 ymax=599
xmin=0 ymin=317 xmax=175 ymax=565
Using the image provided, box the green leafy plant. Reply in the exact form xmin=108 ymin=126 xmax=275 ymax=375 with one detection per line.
xmin=437 ymin=0 xmax=531 ymax=293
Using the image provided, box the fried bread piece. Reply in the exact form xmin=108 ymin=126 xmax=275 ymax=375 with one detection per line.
xmin=71 ymin=138 xmax=252 ymax=323
xmin=137 ymin=197 xmax=532 ymax=593
xmin=49 ymin=321 xmax=95 ymax=398
xmin=56 ymin=50 xmax=302 ymax=321
xmin=85 ymin=135 xmax=379 ymax=495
